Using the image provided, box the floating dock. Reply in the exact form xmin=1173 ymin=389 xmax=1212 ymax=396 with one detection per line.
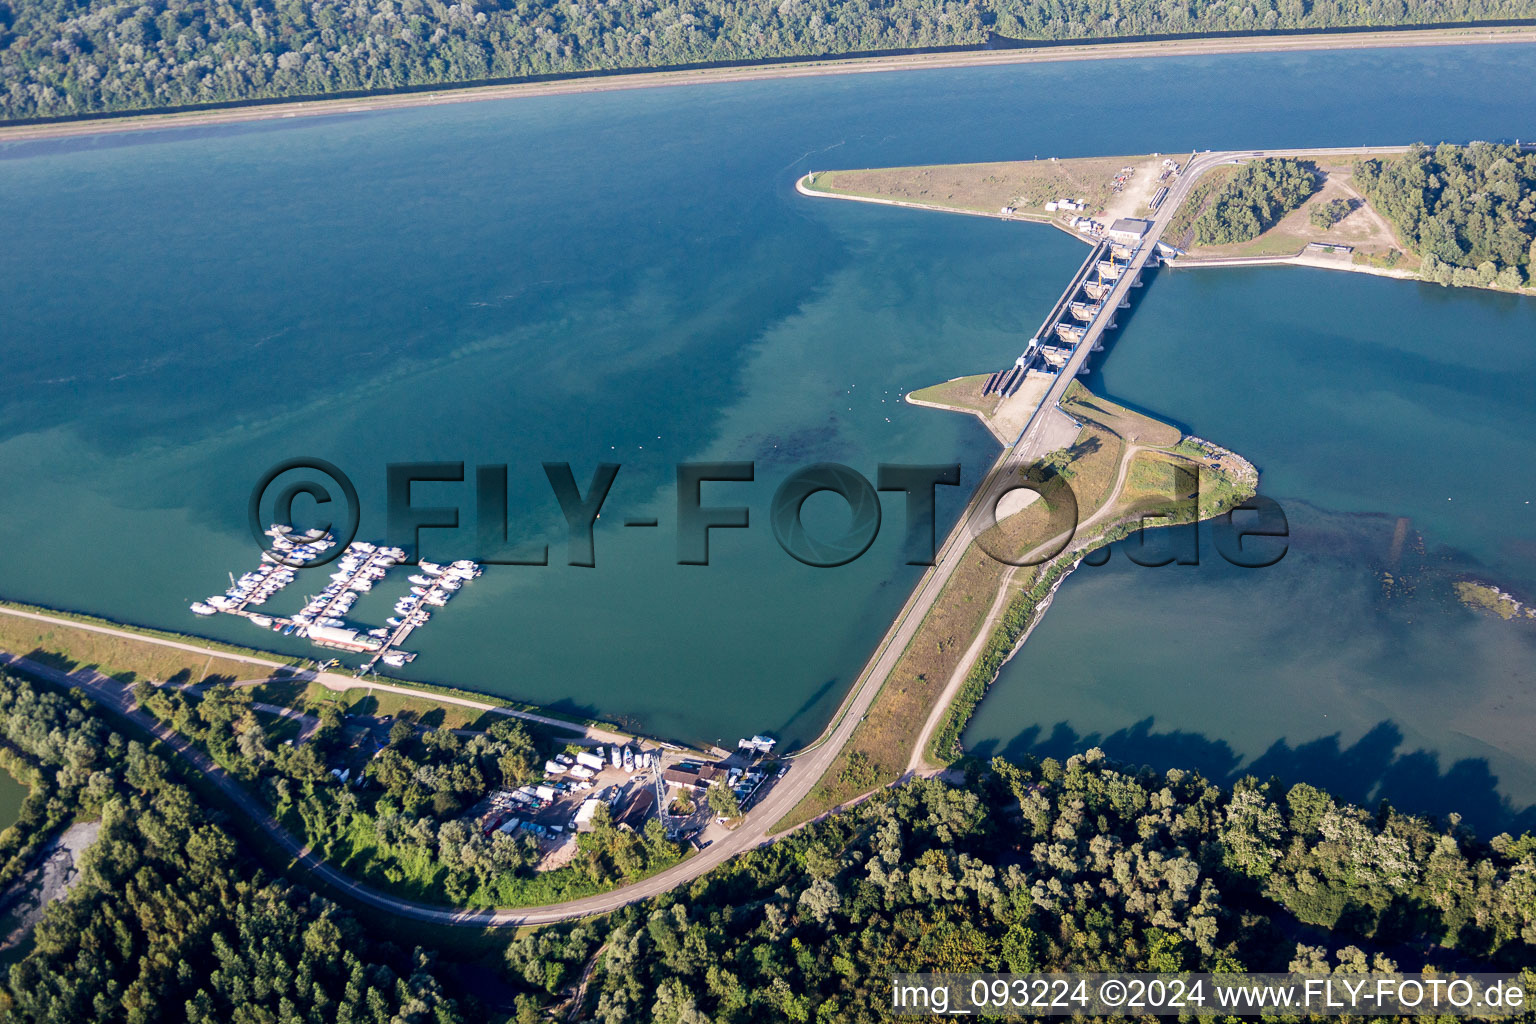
xmin=191 ymin=525 xmax=481 ymax=675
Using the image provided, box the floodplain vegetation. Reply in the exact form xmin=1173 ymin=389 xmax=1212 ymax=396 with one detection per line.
xmin=1356 ymin=142 xmax=1536 ymax=291
xmin=128 ymin=681 xmax=684 ymax=908
xmin=2 ymin=671 xmax=1534 ymax=1023
xmin=9 ymin=0 xmax=1536 ymax=121
xmin=0 ymin=674 xmax=467 ymax=1023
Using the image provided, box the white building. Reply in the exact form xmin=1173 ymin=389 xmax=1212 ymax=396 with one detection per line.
xmin=574 ymin=798 xmax=604 ymax=833
xmin=1107 ymin=218 xmax=1153 ymax=244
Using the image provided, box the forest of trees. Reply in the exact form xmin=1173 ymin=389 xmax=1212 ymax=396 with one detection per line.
xmin=1192 ymin=158 xmax=1318 ymax=245
xmin=529 ymin=752 xmax=1536 ymax=1022
xmin=0 ymin=673 xmax=467 ymax=1023
xmin=4 ymin=0 xmax=1536 ymax=121
xmin=131 ymin=681 xmax=682 ymax=908
xmin=1355 ymin=141 xmax=1536 ymax=289
xmin=5 ymin=668 xmax=1536 ymax=1021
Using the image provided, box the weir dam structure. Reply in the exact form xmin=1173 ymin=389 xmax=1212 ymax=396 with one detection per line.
xmin=981 ymin=232 xmax=1157 ymax=400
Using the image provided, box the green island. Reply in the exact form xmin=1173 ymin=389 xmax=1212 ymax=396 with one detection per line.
xmin=1455 ymin=580 xmax=1536 ymax=621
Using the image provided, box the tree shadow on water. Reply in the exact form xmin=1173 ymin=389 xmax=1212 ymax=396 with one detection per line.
xmin=968 ymin=717 xmax=1536 ymax=837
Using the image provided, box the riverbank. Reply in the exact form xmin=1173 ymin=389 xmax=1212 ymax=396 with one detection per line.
xmin=1169 ymin=249 xmax=1421 ymax=280
xmin=797 ymin=170 xmax=1106 ymax=245
xmin=0 ymin=600 xmax=649 ymax=747
xmin=908 ymin=373 xmax=1062 ymax=447
xmin=920 ymin=433 xmax=1258 ymax=768
xmin=5 ymin=25 xmax=1536 ymax=143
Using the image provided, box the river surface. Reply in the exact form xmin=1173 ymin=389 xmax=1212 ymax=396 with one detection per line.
xmin=1 ymin=45 xmax=1534 ymax=823
xmin=964 ymin=267 xmax=1536 ymax=835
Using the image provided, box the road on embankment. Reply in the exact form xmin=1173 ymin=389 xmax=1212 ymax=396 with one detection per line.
xmin=2 ymin=27 xmax=1531 ymax=144
xmin=0 ymin=603 xmax=633 ymax=746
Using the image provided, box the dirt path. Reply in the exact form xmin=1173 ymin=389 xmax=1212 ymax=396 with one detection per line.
xmin=567 ymin=942 xmax=610 ymax=1021
xmin=905 ymin=441 xmax=1151 ymax=771
xmin=1336 ymin=176 xmax=1402 ymax=244
xmin=0 ymin=604 xmax=632 ymax=745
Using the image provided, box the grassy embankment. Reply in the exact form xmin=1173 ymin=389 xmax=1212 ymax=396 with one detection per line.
xmin=247 ymin=678 xmax=495 ymax=731
xmin=806 ymin=152 xmax=1165 ymax=224
xmin=774 ymin=382 xmax=1256 ymax=830
xmin=0 ymin=599 xmax=619 ymax=735
xmin=907 ymin=375 xmax=1000 ymax=418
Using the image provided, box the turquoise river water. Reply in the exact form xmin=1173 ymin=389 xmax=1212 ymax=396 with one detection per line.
xmin=1 ymin=43 xmax=1534 ymax=830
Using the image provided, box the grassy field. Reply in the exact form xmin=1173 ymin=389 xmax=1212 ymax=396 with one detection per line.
xmin=0 ymin=605 xmax=297 ymax=686
xmin=0 ymin=599 xmax=628 ymax=739
xmin=774 ymin=384 xmax=1256 ymax=830
xmin=907 ymin=375 xmax=1001 ymax=417
xmin=250 ymin=679 xmax=514 ymax=732
xmin=808 ymin=153 xmax=1164 ymax=220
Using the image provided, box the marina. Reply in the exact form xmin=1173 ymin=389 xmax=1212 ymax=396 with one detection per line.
xmin=190 ymin=525 xmax=481 ymax=675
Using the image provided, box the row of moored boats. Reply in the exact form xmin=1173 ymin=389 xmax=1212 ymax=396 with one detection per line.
xmin=189 ymin=526 xmax=482 ymax=673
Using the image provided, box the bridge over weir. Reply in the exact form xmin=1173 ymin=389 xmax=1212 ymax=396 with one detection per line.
xmin=980 ymin=231 xmax=1151 ymax=405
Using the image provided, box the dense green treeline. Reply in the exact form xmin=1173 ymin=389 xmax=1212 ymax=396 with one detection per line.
xmin=522 ymin=752 xmax=1536 ymax=1021
xmin=132 ymin=681 xmax=683 ymax=908
xmin=0 ymin=673 xmax=466 ymax=1023
xmin=6 ymin=668 xmax=1536 ymax=1022
xmin=1192 ymin=157 xmax=1318 ymax=245
xmin=4 ymin=0 xmax=1536 ymax=120
xmin=1355 ymin=141 xmax=1536 ymax=288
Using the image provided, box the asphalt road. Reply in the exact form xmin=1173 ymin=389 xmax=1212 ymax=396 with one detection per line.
xmin=0 ymin=604 xmax=632 ymax=745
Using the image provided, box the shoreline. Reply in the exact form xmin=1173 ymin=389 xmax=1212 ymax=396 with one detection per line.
xmin=917 ymin=440 xmax=1259 ymax=766
xmin=1170 ymin=250 xmax=1422 ymax=282
xmin=903 ymin=390 xmax=1013 ymax=444
xmin=1171 ymin=250 xmax=1536 ymax=294
xmin=0 ymin=598 xmax=669 ymax=750
xmin=796 ymin=173 xmax=1089 ymax=243
xmin=803 ymin=162 xmax=1536 ymax=296
xmin=3 ymin=25 xmax=1535 ymax=144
